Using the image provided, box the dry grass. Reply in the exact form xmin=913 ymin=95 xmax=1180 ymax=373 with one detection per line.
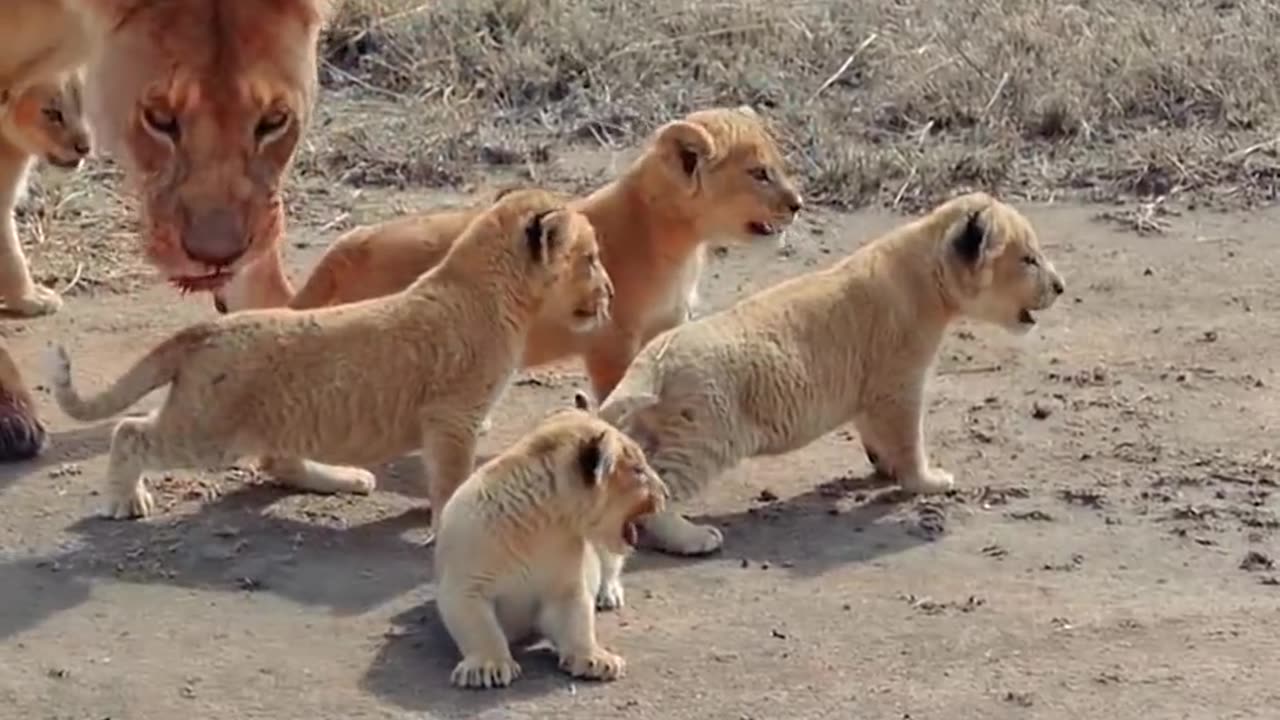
xmin=15 ymin=0 xmax=1280 ymax=293
xmin=307 ymin=0 xmax=1280 ymax=211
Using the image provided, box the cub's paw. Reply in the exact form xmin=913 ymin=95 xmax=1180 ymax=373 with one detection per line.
xmin=595 ymin=577 xmax=625 ymax=612
xmin=477 ymin=415 xmax=494 ymax=436
xmin=901 ymin=467 xmax=955 ymax=495
xmin=3 ymin=285 xmax=63 ymax=318
xmin=0 ymin=402 xmax=46 ymax=461
xmin=450 ymin=656 xmax=522 ymax=689
xmin=642 ymin=514 xmax=724 ymax=556
xmin=559 ymin=648 xmax=625 ymax=682
xmin=103 ymin=485 xmax=155 ymax=520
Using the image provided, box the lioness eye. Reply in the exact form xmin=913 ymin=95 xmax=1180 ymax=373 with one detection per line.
xmin=141 ymin=106 xmax=179 ymax=139
xmin=42 ymin=107 xmax=64 ymax=125
xmin=748 ymin=167 xmax=770 ymax=182
xmin=255 ymin=110 xmax=290 ymax=142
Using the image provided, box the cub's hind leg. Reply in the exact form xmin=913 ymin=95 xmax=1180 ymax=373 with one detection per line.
xmin=258 ymin=455 xmax=375 ymax=496
xmin=101 ymin=413 xmax=233 ymax=520
xmin=438 ymin=587 xmax=521 ymax=689
xmin=420 ymin=415 xmax=481 ymax=543
xmin=862 ymin=384 xmax=954 ymax=495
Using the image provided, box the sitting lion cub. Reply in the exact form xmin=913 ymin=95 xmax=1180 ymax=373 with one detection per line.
xmin=435 ymin=401 xmax=668 ymax=690
xmin=591 ymin=192 xmax=1066 ymax=598
xmin=46 ymin=189 xmax=613 ymax=535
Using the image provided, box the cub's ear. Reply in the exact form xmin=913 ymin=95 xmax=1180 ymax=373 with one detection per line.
xmin=654 ymin=120 xmax=716 ymax=179
xmin=578 ymin=431 xmax=615 ymax=486
xmin=952 ymin=208 xmax=988 ymax=265
xmin=734 ymin=104 xmax=760 ymax=119
xmin=525 ymin=209 xmax=560 ymax=264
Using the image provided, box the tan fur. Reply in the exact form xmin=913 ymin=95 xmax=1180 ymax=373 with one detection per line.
xmin=435 ymin=404 xmax=668 ymax=689
xmin=591 ymin=192 xmax=1066 ymax=597
xmin=45 ymin=189 xmax=613 ymax=536
xmin=69 ymin=0 xmax=333 ymax=311
xmin=0 ymin=70 xmax=92 ymax=318
xmin=287 ymin=105 xmax=804 ymax=403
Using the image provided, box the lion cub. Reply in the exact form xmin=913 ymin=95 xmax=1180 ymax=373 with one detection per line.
xmin=1 ymin=68 xmax=92 ymax=317
xmin=286 ymin=105 xmax=804 ymax=404
xmin=435 ymin=401 xmax=668 ymax=690
xmin=46 ymin=189 xmax=613 ymax=534
xmin=591 ymin=192 xmax=1066 ymax=597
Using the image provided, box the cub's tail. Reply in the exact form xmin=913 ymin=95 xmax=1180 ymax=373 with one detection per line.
xmin=45 ymin=326 xmax=210 ymax=422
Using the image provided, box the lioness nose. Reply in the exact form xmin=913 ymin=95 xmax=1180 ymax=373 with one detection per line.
xmin=183 ymin=208 xmax=248 ymax=267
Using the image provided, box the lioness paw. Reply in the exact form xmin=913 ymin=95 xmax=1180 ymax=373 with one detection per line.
xmin=560 ymin=648 xmax=625 ymax=682
xmin=104 ymin=485 xmax=155 ymax=520
xmin=595 ymin=577 xmax=625 ymax=611
xmin=901 ymin=468 xmax=955 ymax=495
xmin=3 ymin=285 xmax=63 ymax=318
xmin=450 ymin=656 xmax=522 ymax=689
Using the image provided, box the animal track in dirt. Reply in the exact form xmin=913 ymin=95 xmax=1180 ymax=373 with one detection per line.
xmin=899 ymin=593 xmax=986 ymax=616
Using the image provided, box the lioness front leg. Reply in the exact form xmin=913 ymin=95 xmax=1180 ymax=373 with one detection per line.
xmin=259 ymin=455 xmax=375 ymax=495
xmin=864 ymin=386 xmax=954 ymax=494
xmin=420 ymin=418 xmax=480 ymax=542
xmin=542 ymin=585 xmax=625 ymax=682
xmin=0 ymin=343 xmax=46 ymax=461
xmin=438 ymin=589 xmax=522 ymax=689
xmin=0 ymin=193 xmax=61 ymax=317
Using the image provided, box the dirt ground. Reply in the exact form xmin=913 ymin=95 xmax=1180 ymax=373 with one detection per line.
xmin=2 ymin=148 xmax=1279 ymax=718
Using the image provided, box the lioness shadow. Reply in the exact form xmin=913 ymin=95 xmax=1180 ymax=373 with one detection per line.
xmin=0 ymin=420 xmax=116 ymax=494
xmin=360 ymin=601 xmax=577 ymax=717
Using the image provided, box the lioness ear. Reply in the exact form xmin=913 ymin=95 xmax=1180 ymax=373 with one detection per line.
xmin=952 ymin=209 xmax=991 ymax=265
xmin=578 ymin=431 xmax=614 ymax=486
xmin=654 ymin=121 xmax=716 ymax=178
xmin=525 ymin=209 xmax=559 ymax=264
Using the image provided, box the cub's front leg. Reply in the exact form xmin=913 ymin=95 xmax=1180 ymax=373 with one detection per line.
xmin=541 ymin=559 xmax=625 ymax=682
xmin=438 ymin=587 xmax=522 ymax=689
xmin=420 ymin=413 xmax=482 ymax=544
xmin=862 ymin=383 xmax=953 ymax=494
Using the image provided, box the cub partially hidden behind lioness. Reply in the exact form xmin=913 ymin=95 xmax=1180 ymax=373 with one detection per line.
xmin=46 ymin=189 xmax=613 ymax=538
xmin=590 ymin=191 xmax=1066 ymax=602
xmin=435 ymin=400 xmax=668 ymax=690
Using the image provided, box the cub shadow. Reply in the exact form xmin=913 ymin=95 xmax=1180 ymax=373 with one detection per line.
xmin=624 ymin=471 xmax=947 ymax=580
xmin=360 ymin=602 xmax=577 ymax=717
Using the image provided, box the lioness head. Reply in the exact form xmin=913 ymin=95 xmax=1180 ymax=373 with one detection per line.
xmin=479 ymin=188 xmax=613 ymax=328
xmin=639 ymin=105 xmax=804 ymax=243
xmin=540 ymin=403 xmax=668 ymax=556
xmin=0 ymin=70 xmax=92 ymax=171
xmin=70 ymin=0 xmax=329 ymax=292
xmin=940 ymin=192 xmax=1066 ymax=334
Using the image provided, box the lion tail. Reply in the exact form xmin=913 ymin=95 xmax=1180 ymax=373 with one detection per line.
xmin=44 ymin=326 xmax=209 ymax=422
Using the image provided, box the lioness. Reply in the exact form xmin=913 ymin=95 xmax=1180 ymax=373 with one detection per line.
xmin=46 ymin=189 xmax=613 ymax=537
xmin=436 ymin=403 xmax=668 ymax=689
xmin=592 ymin=192 xmax=1066 ymax=600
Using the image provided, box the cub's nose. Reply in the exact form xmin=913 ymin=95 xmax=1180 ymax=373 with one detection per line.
xmin=1052 ymin=277 xmax=1065 ymax=295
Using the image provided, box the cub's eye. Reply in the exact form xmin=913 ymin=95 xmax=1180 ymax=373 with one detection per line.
xmin=141 ymin=106 xmax=179 ymax=139
xmin=42 ymin=107 xmax=64 ymax=125
xmin=1022 ymin=255 xmax=1039 ymax=267
xmin=255 ymin=109 xmax=290 ymax=142
xmin=748 ymin=166 xmax=771 ymax=183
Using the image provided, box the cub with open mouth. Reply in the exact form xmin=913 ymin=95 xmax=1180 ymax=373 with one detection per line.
xmin=434 ymin=401 xmax=668 ymax=690
xmin=588 ymin=191 xmax=1066 ymax=605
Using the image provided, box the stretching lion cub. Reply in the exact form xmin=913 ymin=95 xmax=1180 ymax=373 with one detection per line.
xmin=46 ymin=189 xmax=613 ymax=533
xmin=435 ymin=401 xmax=668 ymax=689
xmin=591 ymin=192 xmax=1066 ymax=597
xmin=287 ymin=105 xmax=804 ymax=404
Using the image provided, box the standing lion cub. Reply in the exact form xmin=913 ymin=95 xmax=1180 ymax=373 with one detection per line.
xmin=46 ymin=189 xmax=613 ymax=536
xmin=435 ymin=402 xmax=668 ymax=690
xmin=590 ymin=192 xmax=1066 ymax=599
